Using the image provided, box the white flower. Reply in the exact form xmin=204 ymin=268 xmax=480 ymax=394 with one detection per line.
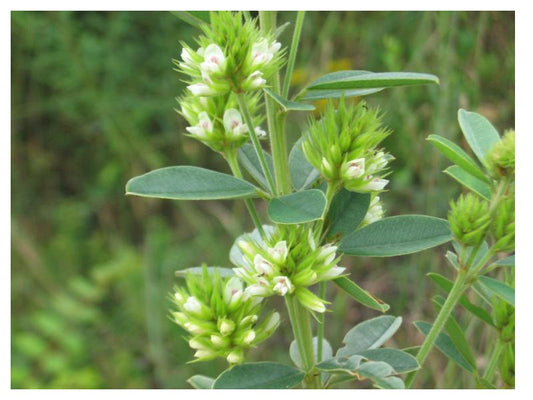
xmin=184 ymin=322 xmax=207 ymax=335
xmin=253 ymin=254 xmax=275 ymax=276
xmin=344 ymin=158 xmax=365 ymax=179
xmin=362 ymin=177 xmax=389 ymax=191
xmin=242 ymin=330 xmax=256 ymax=345
xmin=224 ymin=277 xmax=244 ymax=305
xmin=218 ymin=319 xmax=235 ymax=336
xmin=245 ymin=279 xmax=271 ymax=297
xmin=255 ymin=126 xmax=267 ymax=138
xmin=317 ymin=244 xmax=338 ymax=265
xmin=364 ymin=196 xmax=384 ymax=224
xmin=187 ymin=83 xmax=216 ymax=96
xmin=174 ymin=292 xmax=185 ymax=303
xmin=181 ymin=47 xmax=194 ymax=64
xmin=251 ymin=39 xmax=281 ymax=66
xmin=194 ymin=349 xmax=214 ymax=359
xmin=200 ymin=44 xmax=226 ymax=75
xmin=227 ymin=351 xmax=244 ymax=364
xmin=183 ymin=296 xmax=202 ymax=314
xmin=268 ymin=241 xmax=288 ymax=264
xmin=185 ymin=111 xmax=213 ymax=139
xmin=247 ymin=71 xmax=267 ymax=89
xmin=188 ymin=338 xmax=205 ymax=350
xmin=320 ymin=266 xmax=346 ymax=280
xmin=272 ymin=276 xmax=293 ymax=296
xmin=223 ymin=108 xmax=248 ymax=138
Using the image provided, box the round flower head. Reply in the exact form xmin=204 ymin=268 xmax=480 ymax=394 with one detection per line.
xmin=178 ymin=92 xmax=266 ymax=152
xmin=172 ymin=266 xmax=280 ymax=364
xmin=448 ymin=193 xmax=492 ymax=248
xmin=231 ymin=225 xmax=346 ymax=313
xmin=175 ymin=12 xmax=284 ymax=96
xmin=302 ymin=100 xmax=393 ymax=193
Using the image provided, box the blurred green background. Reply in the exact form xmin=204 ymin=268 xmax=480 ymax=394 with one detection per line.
xmin=11 ymin=11 xmax=514 ymax=388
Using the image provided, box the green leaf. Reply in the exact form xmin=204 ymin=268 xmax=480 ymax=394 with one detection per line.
xmin=427 ymin=272 xmax=495 ymax=327
xmin=358 ymin=348 xmax=419 ymax=373
xmin=289 ymin=337 xmax=332 ymax=369
xmin=263 ymin=88 xmax=315 ymax=112
xmin=458 ymin=109 xmax=501 ymax=167
xmin=300 ymin=88 xmax=384 ymax=101
xmin=326 ymin=189 xmax=371 ymax=240
xmin=126 ymin=166 xmax=260 ymax=200
xmin=478 ymin=276 xmax=515 ymax=307
xmin=492 ymin=255 xmax=515 ymax=268
xmin=333 ymin=276 xmax=390 ymax=312
xmin=289 ymin=138 xmax=320 ymax=191
xmin=304 ymin=70 xmax=439 ymax=91
xmin=238 ymin=143 xmax=275 ymax=191
xmin=337 ymin=316 xmax=402 ymax=356
xmin=339 ymin=215 xmax=452 ymax=257
xmin=317 ymin=355 xmax=365 ymax=374
xmin=175 ymin=267 xmax=235 ymax=278
xmin=432 ymin=295 xmax=477 ymax=371
xmin=187 ymin=375 xmax=214 ymax=389
xmin=170 ymin=11 xmax=210 ymax=29
xmin=427 ymin=134 xmax=488 ymax=182
xmin=357 ymin=361 xmax=404 ymax=389
xmin=444 ymin=165 xmax=492 ymax=200
xmin=414 ymin=321 xmax=475 ymax=373
xmin=212 ymin=362 xmax=305 ymax=389
xmin=267 ymin=189 xmax=327 ymax=224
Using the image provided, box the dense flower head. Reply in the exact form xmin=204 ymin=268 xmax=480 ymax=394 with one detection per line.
xmin=231 ymin=225 xmax=345 ymax=313
xmin=178 ymin=92 xmax=266 ymax=152
xmin=175 ymin=12 xmax=284 ymax=96
xmin=448 ymin=193 xmax=491 ymax=247
xmin=487 ymin=129 xmax=515 ymax=180
xmin=491 ymin=194 xmax=515 ymax=252
xmin=301 ymin=100 xmax=393 ymax=193
xmin=172 ymin=267 xmax=280 ymax=364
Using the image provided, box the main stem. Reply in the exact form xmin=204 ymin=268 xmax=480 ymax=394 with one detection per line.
xmin=483 ymin=337 xmax=504 ymax=382
xmin=405 ymin=270 xmax=469 ymax=388
xmin=285 ymin=295 xmax=321 ymax=388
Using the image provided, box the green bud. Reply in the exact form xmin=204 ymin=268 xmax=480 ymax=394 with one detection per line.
xmin=491 ymin=195 xmax=515 ymax=252
xmin=226 ymin=349 xmax=245 ymax=364
xmin=487 ymin=129 xmax=515 ymax=180
xmin=217 ymin=318 xmax=236 ymax=336
xmin=294 ymin=287 xmax=327 ymax=313
xmin=448 ymin=193 xmax=491 ymax=247
xmin=210 ymin=334 xmax=231 ymax=349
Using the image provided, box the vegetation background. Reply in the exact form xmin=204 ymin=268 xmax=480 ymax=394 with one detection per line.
xmin=11 ymin=11 xmax=514 ymax=388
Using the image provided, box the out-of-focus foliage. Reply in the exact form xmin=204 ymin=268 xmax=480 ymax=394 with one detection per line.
xmin=11 ymin=11 xmax=514 ymax=388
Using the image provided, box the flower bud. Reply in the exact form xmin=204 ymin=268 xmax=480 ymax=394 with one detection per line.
xmin=318 ymin=266 xmax=346 ymax=281
xmin=342 ymin=158 xmax=366 ymax=179
xmin=295 ymin=287 xmax=327 ymax=313
xmin=448 ymin=193 xmax=491 ymax=247
xmin=360 ymin=176 xmax=389 ymax=191
xmin=487 ymin=129 xmax=515 ymax=180
xmin=227 ymin=349 xmax=244 ymax=364
xmin=183 ymin=296 xmax=203 ymax=315
xmin=217 ymin=318 xmax=236 ymax=336
xmin=187 ymin=83 xmax=216 ymax=96
xmin=272 ymin=276 xmax=294 ymax=296
xmin=268 ymin=241 xmax=288 ymax=264
xmin=210 ymin=334 xmax=231 ymax=348
xmin=491 ymin=195 xmax=515 ymax=252
xmin=253 ymin=254 xmax=276 ymax=277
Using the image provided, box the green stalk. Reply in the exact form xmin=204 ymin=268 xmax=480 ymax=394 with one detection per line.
xmin=483 ymin=337 xmax=504 ymax=382
xmin=224 ymin=149 xmax=266 ymax=239
xmin=235 ymin=93 xmax=276 ymax=195
xmin=285 ymin=295 xmax=321 ymax=388
xmin=405 ymin=270 xmax=469 ymax=388
xmin=282 ymin=11 xmax=305 ymax=99
xmin=259 ymin=11 xmax=292 ymax=195
xmin=316 ymin=281 xmax=327 ymax=362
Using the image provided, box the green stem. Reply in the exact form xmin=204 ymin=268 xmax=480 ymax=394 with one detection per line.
xmin=285 ymin=295 xmax=321 ymax=388
xmin=483 ymin=337 xmax=504 ymax=382
xmin=316 ymin=281 xmax=327 ymax=362
xmin=235 ymin=93 xmax=276 ymax=195
xmin=282 ymin=11 xmax=305 ymax=99
xmin=224 ymin=149 xmax=266 ymax=239
xmin=259 ymin=11 xmax=292 ymax=195
xmin=405 ymin=270 xmax=469 ymax=388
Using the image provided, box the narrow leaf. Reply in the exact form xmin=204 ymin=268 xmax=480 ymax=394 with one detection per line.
xmin=187 ymin=375 xmax=214 ymax=389
xmin=478 ymin=276 xmax=515 ymax=307
xmin=126 ymin=166 xmax=259 ymax=200
xmin=212 ymin=362 xmax=305 ymax=389
xmin=305 ymin=70 xmax=439 ymax=91
xmin=458 ymin=109 xmax=501 ymax=167
xmin=337 ymin=316 xmax=402 ymax=356
xmin=263 ymin=88 xmax=315 ymax=112
xmin=301 ymin=88 xmax=384 ymax=101
xmin=268 ymin=189 xmax=327 ymax=224
xmin=333 ymin=276 xmax=390 ymax=312
xmin=427 ymin=134 xmax=488 ymax=182
xmin=289 ymin=138 xmax=320 ymax=191
xmin=170 ymin=11 xmax=210 ymax=28
xmin=175 ymin=267 xmax=235 ymax=278
xmin=238 ymin=143 xmax=274 ymax=191
xmin=327 ymin=190 xmax=371 ymax=240
xmin=339 ymin=215 xmax=452 ymax=257
xmin=414 ymin=321 xmax=475 ymax=373
xmin=432 ymin=295 xmax=477 ymax=371
xmin=358 ymin=348 xmax=420 ymax=373
xmin=444 ymin=165 xmax=492 ymax=200
xmin=427 ymin=272 xmax=495 ymax=326
xmin=492 ymin=255 xmax=515 ymax=268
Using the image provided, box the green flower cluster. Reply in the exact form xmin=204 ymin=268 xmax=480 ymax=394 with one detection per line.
xmin=177 ymin=12 xmax=284 ymax=96
xmin=487 ymin=129 xmax=515 ymax=179
xmin=302 ymin=100 xmax=393 ymax=193
xmin=232 ymin=226 xmax=345 ymax=313
xmin=179 ymin=92 xmax=265 ymax=152
xmin=172 ymin=267 xmax=280 ymax=364
xmin=448 ymin=193 xmax=491 ymax=247
xmin=491 ymin=194 xmax=515 ymax=252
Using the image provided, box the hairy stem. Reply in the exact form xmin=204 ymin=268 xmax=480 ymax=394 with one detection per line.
xmin=285 ymin=295 xmax=321 ymax=388
xmin=235 ymin=93 xmax=276 ymax=195
xmin=406 ymin=270 xmax=469 ymax=388
xmin=225 ymin=149 xmax=266 ymax=239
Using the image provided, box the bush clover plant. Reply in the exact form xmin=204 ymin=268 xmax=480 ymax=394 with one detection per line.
xmin=126 ymin=11 xmax=515 ymax=389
